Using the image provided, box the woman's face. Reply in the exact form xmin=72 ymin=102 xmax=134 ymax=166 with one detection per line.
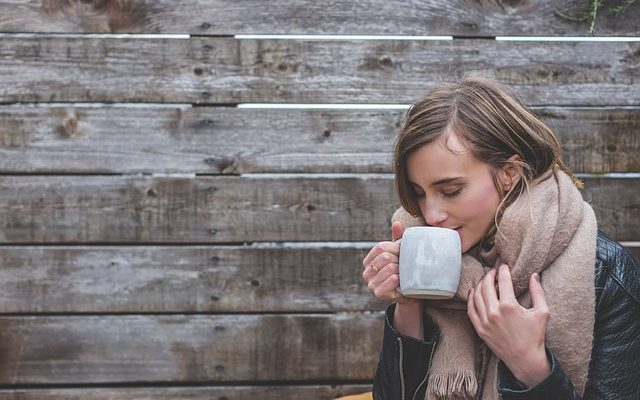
xmin=406 ymin=132 xmax=505 ymax=253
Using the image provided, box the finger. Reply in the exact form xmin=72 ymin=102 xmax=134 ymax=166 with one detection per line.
xmin=529 ymin=273 xmax=549 ymax=313
xmin=497 ymin=264 xmax=517 ymax=304
xmin=361 ymin=245 xmax=380 ymax=268
xmin=364 ymin=250 xmax=399 ymax=280
xmin=374 ymin=250 xmax=399 ymax=270
xmin=362 ymin=241 xmax=397 ymax=268
xmin=362 ymin=263 xmax=378 ymax=282
xmin=365 ymin=261 xmax=398 ymax=288
xmin=473 ymin=280 xmax=488 ymax=323
xmin=374 ymin=270 xmax=401 ymax=300
xmin=467 ymin=288 xmax=481 ymax=329
xmin=481 ymin=268 xmax=500 ymax=314
xmin=391 ymin=221 xmax=405 ymax=242
xmin=363 ymin=244 xmax=399 ymax=282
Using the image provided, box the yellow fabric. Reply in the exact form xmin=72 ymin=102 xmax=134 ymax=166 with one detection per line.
xmin=333 ymin=392 xmax=373 ymax=400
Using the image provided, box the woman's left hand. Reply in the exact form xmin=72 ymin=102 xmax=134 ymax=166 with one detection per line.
xmin=467 ymin=263 xmax=551 ymax=388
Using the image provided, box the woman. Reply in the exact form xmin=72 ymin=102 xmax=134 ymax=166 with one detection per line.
xmin=362 ymin=75 xmax=640 ymax=399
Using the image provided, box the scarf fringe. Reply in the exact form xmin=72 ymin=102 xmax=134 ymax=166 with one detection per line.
xmin=428 ymin=371 xmax=477 ymax=400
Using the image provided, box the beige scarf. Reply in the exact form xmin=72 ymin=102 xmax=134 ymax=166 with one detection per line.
xmin=391 ymin=170 xmax=598 ymax=399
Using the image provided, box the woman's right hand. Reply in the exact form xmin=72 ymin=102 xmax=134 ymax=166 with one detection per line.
xmin=362 ymin=221 xmax=418 ymax=305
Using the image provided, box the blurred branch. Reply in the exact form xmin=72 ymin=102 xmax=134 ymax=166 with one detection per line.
xmin=555 ymin=0 xmax=636 ymax=34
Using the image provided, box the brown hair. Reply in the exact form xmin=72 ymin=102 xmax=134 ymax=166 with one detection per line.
xmin=394 ymin=73 xmax=581 ymax=247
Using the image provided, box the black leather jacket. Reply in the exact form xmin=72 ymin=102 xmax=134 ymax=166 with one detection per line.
xmin=373 ymin=231 xmax=640 ymax=399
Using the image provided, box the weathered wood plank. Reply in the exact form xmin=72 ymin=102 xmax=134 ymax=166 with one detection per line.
xmin=0 ymin=176 xmax=636 ymax=242
xmin=0 ymin=386 xmax=373 ymax=400
xmin=0 ymin=314 xmax=383 ymax=384
xmin=2 ymin=244 xmax=637 ymax=313
xmin=581 ymin=178 xmax=640 ymax=242
xmin=535 ymin=108 xmax=640 ymax=174
xmin=0 ymin=245 xmax=383 ymax=313
xmin=0 ymin=243 xmax=637 ymax=314
xmin=0 ymin=175 xmax=395 ymax=243
xmin=0 ymin=107 xmax=638 ymax=174
xmin=627 ymin=246 xmax=640 ymax=262
xmin=1 ymin=38 xmax=640 ymax=105
xmin=0 ymin=0 xmax=638 ymax=36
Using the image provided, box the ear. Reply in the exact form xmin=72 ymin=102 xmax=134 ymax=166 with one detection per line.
xmin=498 ymin=155 xmax=523 ymax=193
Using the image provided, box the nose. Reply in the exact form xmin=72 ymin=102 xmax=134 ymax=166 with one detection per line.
xmin=422 ymin=199 xmax=448 ymax=227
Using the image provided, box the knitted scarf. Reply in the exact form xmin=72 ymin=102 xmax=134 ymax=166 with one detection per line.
xmin=391 ymin=170 xmax=598 ymax=399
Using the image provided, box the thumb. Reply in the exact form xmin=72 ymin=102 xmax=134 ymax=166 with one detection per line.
xmin=391 ymin=221 xmax=405 ymax=242
xmin=529 ymin=273 xmax=548 ymax=312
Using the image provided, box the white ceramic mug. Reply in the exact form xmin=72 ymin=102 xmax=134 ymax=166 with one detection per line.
xmin=397 ymin=226 xmax=462 ymax=299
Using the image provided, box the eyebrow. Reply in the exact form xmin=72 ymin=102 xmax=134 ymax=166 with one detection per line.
xmin=409 ymin=177 xmax=465 ymax=188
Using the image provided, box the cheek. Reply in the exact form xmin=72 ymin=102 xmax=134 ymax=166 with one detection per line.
xmin=461 ymin=183 xmax=501 ymax=225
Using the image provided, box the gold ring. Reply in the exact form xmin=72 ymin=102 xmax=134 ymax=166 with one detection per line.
xmin=370 ymin=263 xmax=380 ymax=272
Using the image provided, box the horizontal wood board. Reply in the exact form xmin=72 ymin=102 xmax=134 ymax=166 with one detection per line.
xmin=0 ymin=386 xmax=373 ymax=400
xmin=0 ymin=244 xmax=637 ymax=314
xmin=1 ymin=38 xmax=640 ymax=105
xmin=0 ymin=0 xmax=638 ymax=36
xmin=0 ymin=107 xmax=638 ymax=174
xmin=0 ymin=245 xmax=383 ymax=313
xmin=0 ymin=176 xmax=636 ymax=242
xmin=0 ymin=314 xmax=383 ymax=384
xmin=627 ymin=246 xmax=640 ymax=261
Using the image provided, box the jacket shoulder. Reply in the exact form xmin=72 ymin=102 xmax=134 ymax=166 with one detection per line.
xmin=586 ymin=233 xmax=640 ymax=398
xmin=595 ymin=230 xmax=640 ymax=305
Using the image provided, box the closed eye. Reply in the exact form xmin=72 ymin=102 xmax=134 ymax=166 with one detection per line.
xmin=443 ymin=188 xmax=462 ymax=197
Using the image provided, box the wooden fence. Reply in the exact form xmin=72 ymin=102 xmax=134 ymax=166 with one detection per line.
xmin=0 ymin=1 xmax=638 ymax=399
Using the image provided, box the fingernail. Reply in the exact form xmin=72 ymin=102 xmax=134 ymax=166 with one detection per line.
xmin=468 ymin=288 xmax=473 ymax=296
xmin=534 ymin=273 xmax=540 ymax=282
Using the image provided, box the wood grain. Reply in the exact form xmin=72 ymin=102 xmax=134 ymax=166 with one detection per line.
xmin=0 ymin=176 xmax=636 ymax=243
xmin=0 ymin=245 xmax=383 ymax=313
xmin=0 ymin=175 xmax=395 ymax=243
xmin=0 ymin=243 xmax=635 ymax=314
xmin=0 ymin=386 xmax=373 ymax=400
xmin=627 ymin=246 xmax=640 ymax=262
xmin=0 ymin=314 xmax=383 ymax=384
xmin=535 ymin=108 xmax=640 ymax=174
xmin=1 ymin=38 xmax=640 ymax=105
xmin=0 ymin=107 xmax=638 ymax=174
xmin=0 ymin=0 xmax=637 ymax=36
xmin=1 ymin=1 xmax=637 ymax=395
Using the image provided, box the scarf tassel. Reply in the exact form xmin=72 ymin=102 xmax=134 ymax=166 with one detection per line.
xmin=428 ymin=371 xmax=477 ymax=400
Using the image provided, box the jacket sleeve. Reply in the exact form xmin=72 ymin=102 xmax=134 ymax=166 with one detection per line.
xmin=499 ymin=245 xmax=640 ymax=400
xmin=582 ymin=246 xmax=640 ymax=399
xmin=498 ymin=348 xmax=580 ymax=400
xmin=372 ymin=303 xmax=440 ymax=400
